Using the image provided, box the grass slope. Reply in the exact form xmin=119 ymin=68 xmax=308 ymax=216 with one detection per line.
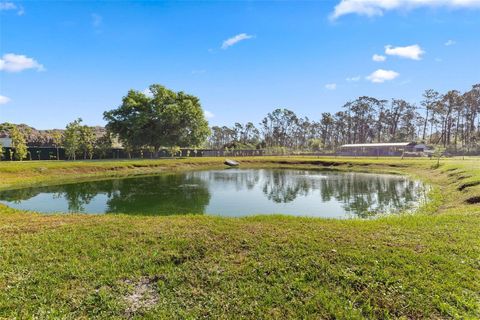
xmin=0 ymin=157 xmax=479 ymax=319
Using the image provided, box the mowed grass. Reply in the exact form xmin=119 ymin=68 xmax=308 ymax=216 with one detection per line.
xmin=0 ymin=157 xmax=479 ymax=319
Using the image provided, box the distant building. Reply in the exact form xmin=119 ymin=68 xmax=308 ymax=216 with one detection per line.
xmin=412 ymin=143 xmax=428 ymax=152
xmin=338 ymin=142 xmax=427 ymax=156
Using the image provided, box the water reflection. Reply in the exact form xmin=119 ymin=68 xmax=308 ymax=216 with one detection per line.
xmin=0 ymin=174 xmax=211 ymax=215
xmin=0 ymin=169 xmax=429 ymax=218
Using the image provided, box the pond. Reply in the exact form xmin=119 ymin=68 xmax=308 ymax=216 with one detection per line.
xmin=0 ymin=169 xmax=430 ymax=218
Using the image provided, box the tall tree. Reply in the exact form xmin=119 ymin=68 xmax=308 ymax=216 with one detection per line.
xmin=463 ymin=85 xmax=480 ymax=151
xmin=104 ymin=84 xmax=211 ymax=153
xmin=64 ymin=119 xmax=82 ymax=160
xmin=320 ymin=113 xmax=334 ymax=148
xmin=79 ymin=125 xmax=96 ymax=159
xmin=420 ymin=89 xmax=440 ymax=142
xmin=260 ymin=108 xmax=299 ymax=148
xmin=51 ymin=131 xmax=63 ymax=160
xmin=10 ymin=126 xmax=28 ymax=161
xmin=95 ymin=132 xmax=113 ymax=159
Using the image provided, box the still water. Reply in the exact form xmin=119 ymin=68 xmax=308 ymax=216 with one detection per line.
xmin=0 ymin=169 xmax=429 ymax=218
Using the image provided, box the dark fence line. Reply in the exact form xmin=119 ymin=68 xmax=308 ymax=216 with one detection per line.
xmin=0 ymin=147 xmax=478 ymax=161
xmin=0 ymin=147 xmax=266 ymax=161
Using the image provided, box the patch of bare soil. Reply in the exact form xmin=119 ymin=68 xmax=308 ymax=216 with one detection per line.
xmin=123 ymin=276 xmax=160 ymax=317
xmin=466 ymin=196 xmax=480 ymax=204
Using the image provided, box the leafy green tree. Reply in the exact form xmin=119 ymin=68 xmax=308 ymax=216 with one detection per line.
xmin=64 ymin=119 xmax=82 ymax=160
xmin=169 ymin=146 xmax=181 ymax=157
xmin=10 ymin=126 xmax=28 ymax=161
xmin=433 ymin=146 xmax=446 ymax=167
xmin=308 ymin=139 xmax=322 ymax=151
xmin=79 ymin=125 xmax=96 ymax=159
xmin=51 ymin=131 xmax=63 ymax=160
xmin=104 ymin=84 xmax=211 ymax=154
xmin=95 ymin=133 xmax=113 ymax=159
xmin=146 ymin=146 xmax=155 ymax=159
xmin=0 ymin=142 xmax=3 ymax=160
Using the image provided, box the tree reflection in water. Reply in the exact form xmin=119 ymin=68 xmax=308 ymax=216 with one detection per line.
xmin=259 ymin=170 xmax=428 ymax=217
xmin=0 ymin=174 xmax=210 ymax=215
xmin=105 ymin=174 xmax=210 ymax=215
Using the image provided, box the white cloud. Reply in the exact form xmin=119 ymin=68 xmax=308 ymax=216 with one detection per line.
xmin=91 ymin=13 xmax=102 ymax=28
xmin=0 ymin=95 xmax=11 ymax=105
xmin=191 ymin=69 xmax=206 ymax=75
xmin=331 ymin=0 xmax=480 ymax=19
xmin=204 ymin=110 xmax=214 ymax=119
xmin=0 ymin=53 xmax=45 ymax=72
xmin=0 ymin=2 xmax=15 ymax=10
xmin=221 ymin=33 xmax=254 ymax=49
xmin=385 ymin=44 xmax=424 ymax=60
xmin=366 ymin=69 xmax=399 ymax=83
xmin=445 ymin=39 xmax=456 ymax=46
xmin=346 ymin=76 xmax=361 ymax=82
xmin=372 ymin=54 xmax=386 ymax=62
xmin=325 ymin=83 xmax=337 ymax=90
xmin=0 ymin=2 xmax=23 ymax=15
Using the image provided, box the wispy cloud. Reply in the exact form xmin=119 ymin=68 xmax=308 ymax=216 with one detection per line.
xmin=372 ymin=54 xmax=386 ymax=62
xmin=0 ymin=2 xmax=24 ymax=15
xmin=91 ymin=13 xmax=102 ymax=28
xmin=204 ymin=110 xmax=214 ymax=119
xmin=325 ymin=83 xmax=337 ymax=90
xmin=0 ymin=53 xmax=45 ymax=73
xmin=346 ymin=76 xmax=361 ymax=82
xmin=366 ymin=69 xmax=399 ymax=83
xmin=331 ymin=0 xmax=480 ymax=19
xmin=385 ymin=44 xmax=424 ymax=60
xmin=191 ymin=69 xmax=206 ymax=75
xmin=221 ymin=33 xmax=254 ymax=49
xmin=0 ymin=94 xmax=11 ymax=105
xmin=0 ymin=2 xmax=15 ymax=10
xmin=444 ymin=39 xmax=456 ymax=46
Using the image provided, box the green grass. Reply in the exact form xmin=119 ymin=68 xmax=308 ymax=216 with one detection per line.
xmin=0 ymin=157 xmax=479 ymax=319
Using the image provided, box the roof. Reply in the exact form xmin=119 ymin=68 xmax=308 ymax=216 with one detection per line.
xmin=340 ymin=142 xmax=415 ymax=148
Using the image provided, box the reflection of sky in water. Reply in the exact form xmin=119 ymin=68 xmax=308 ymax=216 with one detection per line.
xmin=0 ymin=169 xmax=430 ymax=218
xmin=191 ymin=170 xmax=345 ymax=218
xmin=13 ymin=193 xmax=111 ymax=214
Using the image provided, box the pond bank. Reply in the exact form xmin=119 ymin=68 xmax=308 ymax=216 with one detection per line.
xmin=0 ymin=157 xmax=479 ymax=318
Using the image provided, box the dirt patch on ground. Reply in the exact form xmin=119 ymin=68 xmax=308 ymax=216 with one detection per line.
xmin=458 ymin=180 xmax=480 ymax=191
xmin=465 ymin=196 xmax=480 ymax=204
xmin=123 ymin=276 xmax=160 ymax=317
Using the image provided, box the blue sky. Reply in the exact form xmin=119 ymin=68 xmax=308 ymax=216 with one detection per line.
xmin=1 ymin=0 xmax=479 ymax=129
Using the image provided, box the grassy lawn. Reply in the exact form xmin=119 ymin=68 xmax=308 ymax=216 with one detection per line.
xmin=0 ymin=157 xmax=479 ymax=319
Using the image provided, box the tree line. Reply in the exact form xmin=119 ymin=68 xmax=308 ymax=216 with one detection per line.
xmin=1 ymin=83 xmax=479 ymax=161
xmin=0 ymin=84 xmax=210 ymax=160
xmin=0 ymin=120 xmax=110 ymax=161
xmin=208 ymin=84 xmax=480 ymax=153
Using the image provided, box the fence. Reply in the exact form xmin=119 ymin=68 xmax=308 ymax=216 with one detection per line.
xmin=0 ymin=146 xmax=478 ymax=161
xmin=0 ymin=147 xmax=266 ymax=161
